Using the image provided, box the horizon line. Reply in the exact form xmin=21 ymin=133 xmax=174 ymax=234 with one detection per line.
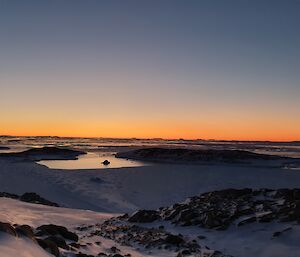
xmin=1 ymin=134 xmax=299 ymax=143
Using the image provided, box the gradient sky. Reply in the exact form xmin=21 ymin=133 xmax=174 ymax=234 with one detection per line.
xmin=0 ymin=0 xmax=299 ymax=140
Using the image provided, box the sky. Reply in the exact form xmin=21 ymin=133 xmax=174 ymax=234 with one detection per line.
xmin=0 ymin=0 xmax=299 ymax=141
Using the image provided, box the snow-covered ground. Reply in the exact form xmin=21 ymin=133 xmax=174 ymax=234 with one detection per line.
xmin=1 ymin=156 xmax=300 ymax=256
xmin=0 ymin=198 xmax=174 ymax=257
xmin=1 ymin=158 xmax=300 ymax=212
xmin=0 ymin=233 xmax=52 ymax=257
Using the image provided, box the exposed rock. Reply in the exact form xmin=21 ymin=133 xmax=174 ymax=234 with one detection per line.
xmin=91 ymin=218 xmax=201 ymax=254
xmin=36 ymin=224 xmax=79 ymax=242
xmin=128 ymin=210 xmax=160 ymax=223
xmin=20 ymin=192 xmax=59 ymax=207
xmin=76 ymin=253 xmax=95 ymax=257
xmin=154 ymin=188 xmax=300 ymax=229
xmin=0 ymin=191 xmax=59 ymax=207
xmin=116 ymin=148 xmax=282 ymax=163
xmin=0 ymin=192 xmax=19 ymax=199
xmin=45 ymin=235 xmax=69 ymax=249
xmin=15 ymin=224 xmax=35 ymax=241
xmin=37 ymin=238 xmax=60 ymax=257
xmin=237 ymin=216 xmax=257 ymax=226
xmin=164 ymin=234 xmax=184 ymax=246
xmin=0 ymin=222 xmax=17 ymax=236
xmin=0 ymin=146 xmax=86 ymax=161
xmin=102 ymin=160 xmax=110 ymax=165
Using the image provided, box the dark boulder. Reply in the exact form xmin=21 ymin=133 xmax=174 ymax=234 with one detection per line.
xmin=45 ymin=235 xmax=69 ymax=249
xmin=20 ymin=192 xmax=59 ymax=207
xmin=0 ymin=222 xmax=17 ymax=237
xmin=164 ymin=234 xmax=184 ymax=246
xmin=37 ymin=238 xmax=60 ymax=257
xmin=0 ymin=192 xmax=19 ymax=199
xmin=15 ymin=225 xmax=35 ymax=241
xmin=102 ymin=160 xmax=110 ymax=165
xmin=128 ymin=210 xmax=160 ymax=223
xmin=36 ymin=224 xmax=79 ymax=242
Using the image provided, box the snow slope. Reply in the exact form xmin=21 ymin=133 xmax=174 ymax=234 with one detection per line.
xmin=1 ymin=158 xmax=300 ymax=212
xmin=0 ymin=198 xmax=178 ymax=257
xmin=0 ymin=233 xmax=52 ymax=257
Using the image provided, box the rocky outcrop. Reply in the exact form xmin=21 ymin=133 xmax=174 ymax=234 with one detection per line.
xmin=116 ymin=148 xmax=284 ymax=163
xmin=20 ymin=192 xmax=59 ymax=207
xmin=84 ymin=217 xmax=232 ymax=257
xmin=0 ymin=221 xmax=81 ymax=257
xmin=91 ymin=218 xmax=201 ymax=253
xmin=0 ymin=147 xmax=86 ymax=161
xmin=36 ymin=224 xmax=79 ymax=242
xmin=126 ymin=188 xmax=300 ymax=230
xmin=128 ymin=210 xmax=160 ymax=223
xmin=0 ymin=192 xmax=59 ymax=207
xmin=0 ymin=222 xmax=17 ymax=236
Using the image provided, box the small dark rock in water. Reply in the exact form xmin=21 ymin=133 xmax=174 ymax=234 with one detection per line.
xmin=0 ymin=222 xmax=17 ymax=236
xmin=102 ymin=160 xmax=110 ymax=165
xmin=128 ymin=210 xmax=160 ymax=223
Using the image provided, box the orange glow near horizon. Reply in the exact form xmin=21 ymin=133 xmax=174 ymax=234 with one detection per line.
xmin=1 ymin=118 xmax=299 ymax=142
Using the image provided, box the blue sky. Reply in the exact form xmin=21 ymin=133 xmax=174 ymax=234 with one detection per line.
xmin=0 ymin=0 xmax=299 ymax=140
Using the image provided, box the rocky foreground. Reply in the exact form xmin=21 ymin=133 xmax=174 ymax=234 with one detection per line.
xmin=125 ymin=188 xmax=300 ymax=228
xmin=2 ymin=188 xmax=300 ymax=257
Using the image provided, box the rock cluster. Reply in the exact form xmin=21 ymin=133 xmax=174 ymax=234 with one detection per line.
xmin=0 ymin=146 xmax=86 ymax=161
xmin=0 ymin=221 xmax=137 ymax=257
xmin=0 ymin=222 xmax=80 ymax=257
xmin=0 ymin=192 xmax=59 ymax=207
xmin=116 ymin=148 xmax=281 ymax=163
xmin=80 ymin=217 xmax=232 ymax=257
xmin=127 ymin=188 xmax=300 ymax=230
xmin=90 ymin=217 xmax=201 ymax=253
